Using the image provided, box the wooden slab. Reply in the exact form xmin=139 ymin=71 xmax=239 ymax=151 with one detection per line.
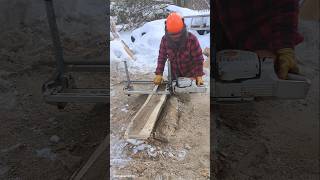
xmin=125 ymin=86 xmax=168 ymax=139
xmin=203 ymin=47 xmax=210 ymax=68
xmin=70 ymin=136 xmax=108 ymax=180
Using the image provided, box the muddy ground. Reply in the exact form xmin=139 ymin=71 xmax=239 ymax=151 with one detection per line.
xmin=110 ymin=61 xmax=210 ymax=179
xmin=0 ymin=21 xmax=107 ymax=179
xmin=214 ymin=20 xmax=319 ymax=179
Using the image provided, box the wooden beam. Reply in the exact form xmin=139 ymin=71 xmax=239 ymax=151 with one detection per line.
xmin=121 ymin=40 xmax=136 ymax=60
xmin=125 ymin=85 xmax=168 ymax=139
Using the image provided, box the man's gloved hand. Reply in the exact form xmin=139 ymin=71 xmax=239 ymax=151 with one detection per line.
xmin=276 ymin=48 xmax=299 ymax=79
xmin=196 ymin=76 xmax=204 ymax=86
xmin=153 ymin=75 xmax=163 ymax=85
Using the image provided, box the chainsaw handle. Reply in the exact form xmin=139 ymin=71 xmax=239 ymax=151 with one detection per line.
xmin=287 ymin=73 xmax=309 ymax=81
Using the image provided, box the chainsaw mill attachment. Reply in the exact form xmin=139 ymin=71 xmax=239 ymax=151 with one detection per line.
xmin=122 ymin=60 xmax=207 ymax=95
xmin=212 ymin=50 xmax=311 ymax=102
xmin=42 ymin=0 xmax=108 ymax=109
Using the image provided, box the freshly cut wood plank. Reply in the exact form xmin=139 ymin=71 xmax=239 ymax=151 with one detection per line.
xmin=125 ymin=85 xmax=168 ymax=139
xmin=138 ymin=94 xmax=167 ymax=137
xmin=124 ymin=85 xmax=158 ymax=139
xmin=70 ymin=136 xmax=108 ymax=180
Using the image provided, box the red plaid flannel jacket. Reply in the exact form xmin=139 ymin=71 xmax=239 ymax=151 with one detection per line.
xmin=213 ymin=0 xmax=303 ymax=51
xmin=155 ymin=32 xmax=204 ymax=78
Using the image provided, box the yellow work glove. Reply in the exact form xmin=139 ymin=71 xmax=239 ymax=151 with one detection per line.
xmin=153 ymin=75 xmax=163 ymax=85
xmin=196 ymin=76 xmax=204 ymax=86
xmin=276 ymin=48 xmax=299 ymax=79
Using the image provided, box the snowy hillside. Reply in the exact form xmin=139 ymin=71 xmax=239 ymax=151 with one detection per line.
xmin=110 ymin=5 xmax=210 ymax=79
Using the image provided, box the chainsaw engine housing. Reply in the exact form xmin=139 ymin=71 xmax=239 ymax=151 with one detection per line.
xmin=217 ymin=50 xmax=260 ymax=81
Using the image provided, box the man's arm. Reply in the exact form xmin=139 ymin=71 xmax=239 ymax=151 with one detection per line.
xmin=271 ymin=0 xmax=303 ymax=79
xmin=155 ymin=36 xmax=167 ymax=75
xmin=190 ymin=35 xmax=205 ymax=77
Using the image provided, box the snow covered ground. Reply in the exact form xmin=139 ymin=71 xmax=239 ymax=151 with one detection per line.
xmin=110 ymin=5 xmax=210 ymax=80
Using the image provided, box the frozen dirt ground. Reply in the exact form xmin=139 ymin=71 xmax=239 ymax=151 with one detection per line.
xmin=0 ymin=1 xmax=108 ymax=179
xmin=0 ymin=26 xmax=107 ymax=179
xmin=110 ymin=66 xmax=210 ymax=179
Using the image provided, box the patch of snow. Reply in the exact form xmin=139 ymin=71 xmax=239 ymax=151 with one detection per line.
xmin=176 ymin=149 xmax=187 ymax=161
xmin=110 ymin=40 xmax=131 ymax=62
xmin=49 ymin=135 xmax=60 ymax=143
xmin=35 ymin=148 xmax=57 ymax=161
xmin=120 ymin=107 xmax=128 ymax=113
xmin=147 ymin=146 xmax=158 ymax=157
xmin=110 ymin=134 xmax=131 ymax=167
xmin=126 ymin=139 xmax=144 ymax=146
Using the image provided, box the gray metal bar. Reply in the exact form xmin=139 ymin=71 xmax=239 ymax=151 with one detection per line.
xmin=123 ymin=61 xmax=132 ymax=89
xmin=62 ymin=88 xmax=108 ymax=93
xmin=122 ymin=80 xmax=168 ymax=84
xmin=189 ymin=27 xmax=210 ymax=31
xmin=44 ymin=88 xmax=109 ymax=103
xmin=45 ymin=0 xmax=65 ymax=80
xmin=167 ymin=60 xmax=173 ymax=93
xmin=63 ymin=56 xmax=108 ymax=65
xmin=124 ymin=90 xmax=169 ymax=95
xmin=183 ymin=14 xmax=210 ymax=18
xmin=44 ymin=87 xmax=109 ymax=103
xmin=45 ymin=95 xmax=108 ymax=103
xmin=65 ymin=65 xmax=108 ymax=72
xmin=64 ymin=60 xmax=108 ymax=65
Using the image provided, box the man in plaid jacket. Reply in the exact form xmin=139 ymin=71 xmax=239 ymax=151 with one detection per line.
xmin=213 ymin=0 xmax=303 ymax=79
xmin=154 ymin=12 xmax=205 ymax=86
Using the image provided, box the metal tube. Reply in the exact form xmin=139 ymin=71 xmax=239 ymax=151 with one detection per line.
xmin=123 ymin=61 xmax=131 ymax=89
xmin=183 ymin=14 xmax=210 ymax=18
xmin=124 ymin=90 xmax=170 ymax=95
xmin=167 ymin=60 xmax=173 ymax=93
xmin=122 ymin=80 xmax=168 ymax=84
xmin=45 ymin=0 xmax=65 ymax=80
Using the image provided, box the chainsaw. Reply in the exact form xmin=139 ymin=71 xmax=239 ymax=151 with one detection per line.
xmin=212 ymin=50 xmax=311 ymax=102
